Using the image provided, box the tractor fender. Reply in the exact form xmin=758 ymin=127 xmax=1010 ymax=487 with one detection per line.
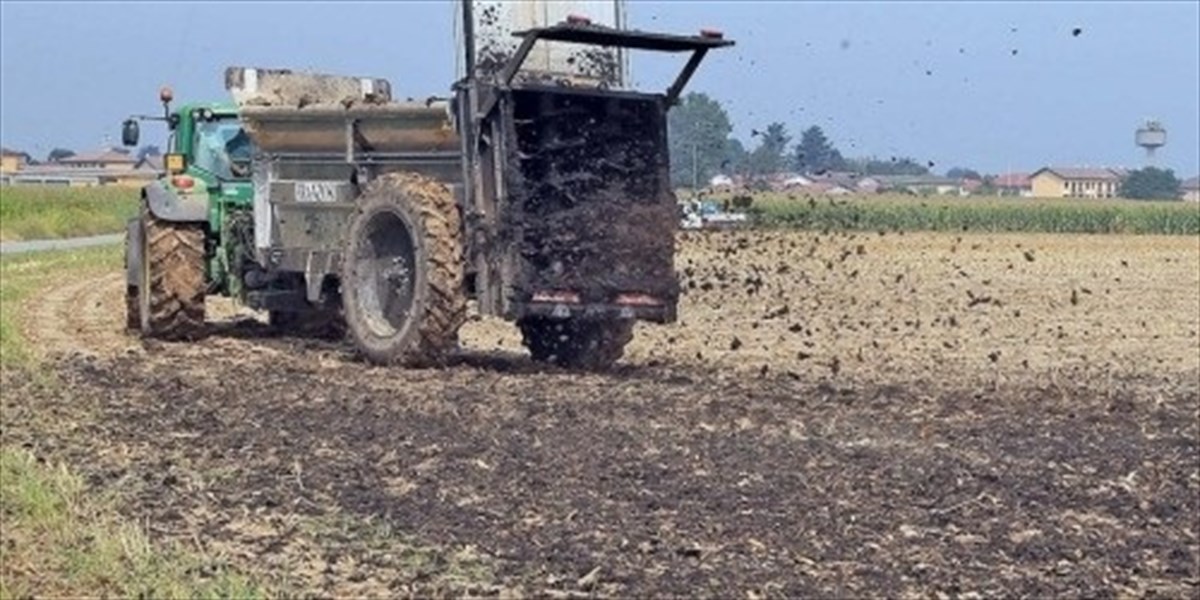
xmin=143 ymin=180 xmax=207 ymax=222
xmin=125 ymin=217 xmax=143 ymax=288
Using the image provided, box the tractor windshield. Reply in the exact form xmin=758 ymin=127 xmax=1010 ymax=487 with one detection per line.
xmin=194 ymin=117 xmax=252 ymax=180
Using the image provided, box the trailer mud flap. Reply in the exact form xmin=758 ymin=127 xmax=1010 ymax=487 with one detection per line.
xmin=144 ymin=180 xmax=207 ymax=222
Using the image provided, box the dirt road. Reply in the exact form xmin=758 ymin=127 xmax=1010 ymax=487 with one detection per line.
xmin=5 ymin=230 xmax=1198 ymax=597
xmin=0 ymin=233 xmax=123 ymax=255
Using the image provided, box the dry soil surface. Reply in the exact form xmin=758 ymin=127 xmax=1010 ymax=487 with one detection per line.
xmin=4 ymin=230 xmax=1198 ymax=598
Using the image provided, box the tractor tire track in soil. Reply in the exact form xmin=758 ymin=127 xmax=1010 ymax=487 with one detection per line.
xmin=6 ymin=231 xmax=1199 ymax=597
xmin=25 ymin=271 xmax=136 ymax=359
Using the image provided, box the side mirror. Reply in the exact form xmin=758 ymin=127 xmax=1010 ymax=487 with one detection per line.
xmin=121 ymin=119 xmax=140 ymax=147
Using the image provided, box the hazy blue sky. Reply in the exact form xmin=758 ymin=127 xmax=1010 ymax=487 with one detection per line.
xmin=1 ymin=1 xmax=1197 ymax=176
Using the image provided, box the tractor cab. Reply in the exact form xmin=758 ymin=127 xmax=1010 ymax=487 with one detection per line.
xmin=122 ymin=89 xmax=253 ymax=205
xmin=185 ymin=106 xmax=252 ymax=181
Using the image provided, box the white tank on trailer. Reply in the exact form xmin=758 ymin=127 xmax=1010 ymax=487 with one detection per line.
xmin=454 ymin=0 xmax=630 ymax=87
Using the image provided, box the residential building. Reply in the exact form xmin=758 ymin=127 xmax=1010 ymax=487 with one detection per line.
xmin=1 ymin=153 xmax=160 ymax=187
xmin=2 ymin=166 xmax=102 ymax=186
xmin=708 ymin=174 xmax=734 ymax=190
xmin=105 ymin=154 xmax=160 ymax=187
xmin=992 ymin=172 xmax=1032 ymax=197
xmin=874 ymin=174 xmax=962 ymax=196
xmin=1182 ymin=176 xmax=1200 ymax=203
xmin=801 ymin=171 xmax=865 ymax=193
xmin=1 ymin=147 xmax=29 ymax=173
xmin=55 ymin=147 xmax=137 ymax=170
xmin=1030 ymin=167 xmax=1124 ymax=198
xmin=780 ymin=174 xmax=812 ymax=189
xmin=855 ymin=177 xmax=881 ymax=194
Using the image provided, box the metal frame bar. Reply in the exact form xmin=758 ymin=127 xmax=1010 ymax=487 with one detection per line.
xmin=510 ymin=23 xmax=734 ymax=53
xmin=512 ymin=82 xmax=660 ymax=103
xmin=499 ymin=34 xmax=541 ymax=87
xmin=494 ymin=24 xmax=730 ymax=107
xmin=666 ymin=49 xmax=709 ymax=106
xmin=260 ymin=151 xmax=460 ymax=163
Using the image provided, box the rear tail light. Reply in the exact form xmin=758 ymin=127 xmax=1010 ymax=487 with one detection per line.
xmin=532 ymin=290 xmax=581 ymax=304
xmin=171 ymin=175 xmax=195 ymax=189
xmin=615 ymin=293 xmax=662 ymax=307
xmin=700 ymin=28 xmax=724 ymax=39
xmin=567 ymin=14 xmax=592 ymax=26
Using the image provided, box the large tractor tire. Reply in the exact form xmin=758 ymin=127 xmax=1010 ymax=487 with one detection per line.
xmin=125 ymin=286 xmax=140 ymax=331
xmin=123 ymin=225 xmax=140 ymax=331
xmin=268 ymin=310 xmax=346 ymax=341
xmin=340 ymin=173 xmax=467 ymax=367
xmin=138 ymin=205 xmax=207 ymax=340
xmin=519 ymin=317 xmax=635 ymax=371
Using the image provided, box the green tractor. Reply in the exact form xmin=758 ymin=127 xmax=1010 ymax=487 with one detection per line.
xmin=121 ymin=87 xmax=256 ymax=339
xmin=121 ymin=81 xmax=355 ymax=340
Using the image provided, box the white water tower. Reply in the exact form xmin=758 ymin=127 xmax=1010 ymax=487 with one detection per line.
xmin=1135 ymin=119 xmax=1166 ymax=164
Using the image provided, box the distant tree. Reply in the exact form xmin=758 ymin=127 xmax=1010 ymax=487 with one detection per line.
xmin=747 ymin=122 xmax=791 ymax=177
xmin=137 ymin=145 xmax=162 ymax=161
xmin=794 ymin=126 xmax=846 ymax=174
xmin=722 ymin=137 xmax=749 ymax=176
xmin=47 ymin=148 xmax=75 ymax=162
xmin=978 ymin=175 xmax=999 ymax=196
xmin=946 ymin=166 xmax=982 ymax=180
xmin=1120 ymin=167 xmax=1181 ymax=200
xmin=668 ymin=92 xmax=736 ymax=188
xmin=851 ymin=156 xmax=930 ymax=176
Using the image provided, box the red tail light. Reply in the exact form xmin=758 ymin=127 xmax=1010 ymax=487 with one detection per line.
xmin=615 ymin=293 xmax=662 ymax=307
xmin=171 ymin=175 xmax=195 ymax=189
xmin=700 ymin=28 xmax=724 ymax=39
xmin=567 ymin=14 xmax=592 ymax=25
xmin=532 ymin=290 xmax=581 ymax=304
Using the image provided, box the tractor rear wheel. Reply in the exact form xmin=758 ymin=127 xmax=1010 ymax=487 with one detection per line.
xmin=340 ymin=173 xmax=466 ymax=366
xmin=138 ymin=205 xmax=206 ymax=340
xmin=123 ymin=224 xmax=140 ymax=331
xmin=125 ymin=285 xmax=139 ymax=331
xmin=519 ymin=317 xmax=635 ymax=371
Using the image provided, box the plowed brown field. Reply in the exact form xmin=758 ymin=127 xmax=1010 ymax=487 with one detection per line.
xmin=4 ymin=230 xmax=1198 ymax=597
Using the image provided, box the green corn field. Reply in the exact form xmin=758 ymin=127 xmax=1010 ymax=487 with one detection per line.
xmin=0 ymin=186 xmax=139 ymax=241
xmin=727 ymin=193 xmax=1200 ymax=235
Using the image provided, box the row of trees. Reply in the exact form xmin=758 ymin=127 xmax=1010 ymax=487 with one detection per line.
xmin=665 ymin=93 xmax=1186 ymax=200
xmin=667 ymin=92 xmax=936 ymax=188
xmin=1120 ymin=167 xmax=1184 ymax=200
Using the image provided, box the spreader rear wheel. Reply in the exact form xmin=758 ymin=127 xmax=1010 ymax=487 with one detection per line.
xmin=519 ymin=317 xmax=634 ymax=371
xmin=340 ymin=173 xmax=466 ymax=366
